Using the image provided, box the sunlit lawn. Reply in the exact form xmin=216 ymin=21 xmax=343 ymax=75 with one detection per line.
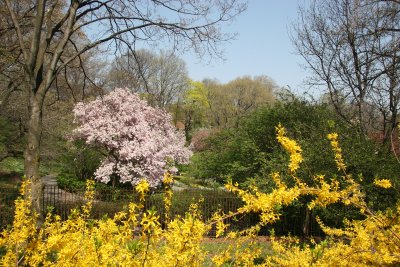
xmin=201 ymin=237 xmax=272 ymax=266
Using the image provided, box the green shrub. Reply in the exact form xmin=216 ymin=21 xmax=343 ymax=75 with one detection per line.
xmin=187 ymin=99 xmax=400 ymax=233
xmin=57 ymin=140 xmax=102 ymax=183
xmin=56 ymin=174 xmax=86 ymax=192
xmin=189 ymin=99 xmax=400 ymax=193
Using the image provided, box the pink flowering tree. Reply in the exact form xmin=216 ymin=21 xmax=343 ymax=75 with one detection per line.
xmin=72 ymin=88 xmax=192 ymax=187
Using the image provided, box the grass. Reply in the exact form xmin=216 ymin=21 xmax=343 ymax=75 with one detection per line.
xmin=175 ymin=174 xmax=223 ymax=190
xmin=0 ymin=158 xmax=23 ymax=202
xmin=201 ymin=237 xmax=273 ymax=266
xmin=0 ymin=157 xmax=24 ymax=175
xmin=0 ymin=156 xmax=58 ymax=183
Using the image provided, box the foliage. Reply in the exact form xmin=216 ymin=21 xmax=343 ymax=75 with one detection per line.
xmin=188 ymin=128 xmax=215 ymax=153
xmin=0 ymin=158 xmax=24 ymax=174
xmin=205 ymin=76 xmax=276 ymax=129
xmin=188 ymin=99 xmax=400 ymax=198
xmin=187 ymin=99 xmax=400 ymax=233
xmin=174 ymin=76 xmax=277 ymax=141
xmin=72 ymin=88 xmax=192 ymax=187
xmin=56 ymin=140 xmax=103 ymax=190
xmin=1 ymin=128 xmax=400 ymax=266
xmin=1 ymin=0 xmax=246 ymax=217
xmin=0 ymin=116 xmax=21 ymax=160
xmin=56 ymin=174 xmax=86 ymax=193
xmin=180 ymin=81 xmax=210 ymax=140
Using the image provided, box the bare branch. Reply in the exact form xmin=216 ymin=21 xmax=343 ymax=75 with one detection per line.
xmin=4 ymin=0 xmax=29 ymax=63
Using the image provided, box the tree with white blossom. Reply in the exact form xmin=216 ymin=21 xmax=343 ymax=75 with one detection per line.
xmin=72 ymin=88 xmax=192 ymax=187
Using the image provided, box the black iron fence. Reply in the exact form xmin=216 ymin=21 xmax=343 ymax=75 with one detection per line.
xmin=0 ymin=185 xmax=323 ymax=236
xmin=0 ymin=187 xmax=19 ymax=228
xmin=41 ymin=185 xmax=254 ymax=235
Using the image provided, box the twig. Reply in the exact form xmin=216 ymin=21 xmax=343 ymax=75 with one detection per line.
xmin=390 ymin=126 xmax=400 ymax=163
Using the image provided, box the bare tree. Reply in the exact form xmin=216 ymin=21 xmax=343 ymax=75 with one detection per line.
xmin=291 ymin=0 xmax=400 ymax=140
xmin=2 ymin=0 xmax=246 ymax=216
xmin=108 ymin=49 xmax=189 ymax=108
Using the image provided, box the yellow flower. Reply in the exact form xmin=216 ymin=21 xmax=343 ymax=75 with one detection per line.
xmin=327 ymin=132 xmax=347 ymax=172
xmin=140 ymin=210 xmax=160 ymax=233
xmin=135 ymin=179 xmax=149 ymax=201
xmin=374 ymin=178 xmax=392 ymax=189
xmin=163 ymin=172 xmax=174 ymax=185
xmin=163 ymin=173 xmax=173 ymax=223
xmin=276 ymin=124 xmax=303 ymax=173
xmin=271 ymin=172 xmax=286 ymax=189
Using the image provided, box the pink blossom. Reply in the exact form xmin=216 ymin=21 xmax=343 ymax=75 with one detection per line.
xmin=72 ymin=88 xmax=192 ymax=187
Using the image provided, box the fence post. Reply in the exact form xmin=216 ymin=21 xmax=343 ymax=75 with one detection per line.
xmin=41 ymin=184 xmax=45 ymax=218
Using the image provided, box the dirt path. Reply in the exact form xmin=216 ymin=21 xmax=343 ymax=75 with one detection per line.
xmin=42 ymin=175 xmax=84 ymax=203
xmin=42 ymin=175 xmax=58 ymax=187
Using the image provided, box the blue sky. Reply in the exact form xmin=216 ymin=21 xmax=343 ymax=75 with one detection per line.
xmin=181 ymin=1 xmax=309 ymax=93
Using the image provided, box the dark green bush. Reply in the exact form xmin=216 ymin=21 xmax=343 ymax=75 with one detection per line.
xmin=186 ymin=98 xmax=400 ymax=234
xmin=56 ymin=174 xmax=86 ymax=192
xmin=56 ymin=141 xmax=102 ymax=187
xmin=188 ymin=99 xmax=400 ymax=190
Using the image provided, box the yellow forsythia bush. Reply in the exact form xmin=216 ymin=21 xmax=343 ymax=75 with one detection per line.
xmin=1 ymin=125 xmax=400 ymax=266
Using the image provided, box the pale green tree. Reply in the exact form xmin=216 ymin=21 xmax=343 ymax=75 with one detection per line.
xmin=181 ymin=80 xmax=210 ymax=139
xmin=206 ymin=76 xmax=276 ymax=129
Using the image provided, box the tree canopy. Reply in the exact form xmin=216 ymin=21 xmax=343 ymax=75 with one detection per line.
xmin=72 ymin=88 xmax=191 ymax=187
xmin=291 ymin=0 xmax=400 ymax=142
xmin=1 ymin=0 xmax=246 ymax=215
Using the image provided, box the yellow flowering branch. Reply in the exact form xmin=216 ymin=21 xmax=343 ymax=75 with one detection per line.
xmin=327 ymin=133 xmax=347 ymax=172
xmin=163 ymin=172 xmax=174 ymax=223
xmin=276 ymin=123 xmax=304 ymax=174
xmin=2 ymin=125 xmax=400 ymax=266
xmin=135 ymin=179 xmax=150 ymax=205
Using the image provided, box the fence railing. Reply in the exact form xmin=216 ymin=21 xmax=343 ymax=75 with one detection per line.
xmin=0 ymin=187 xmax=19 ymax=228
xmin=41 ymin=185 xmax=255 ymax=235
xmin=0 ymin=185 xmax=323 ymax=236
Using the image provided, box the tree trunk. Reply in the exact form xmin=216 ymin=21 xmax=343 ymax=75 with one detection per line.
xmin=24 ymin=93 xmax=44 ymax=221
xmin=302 ymin=208 xmax=310 ymax=236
